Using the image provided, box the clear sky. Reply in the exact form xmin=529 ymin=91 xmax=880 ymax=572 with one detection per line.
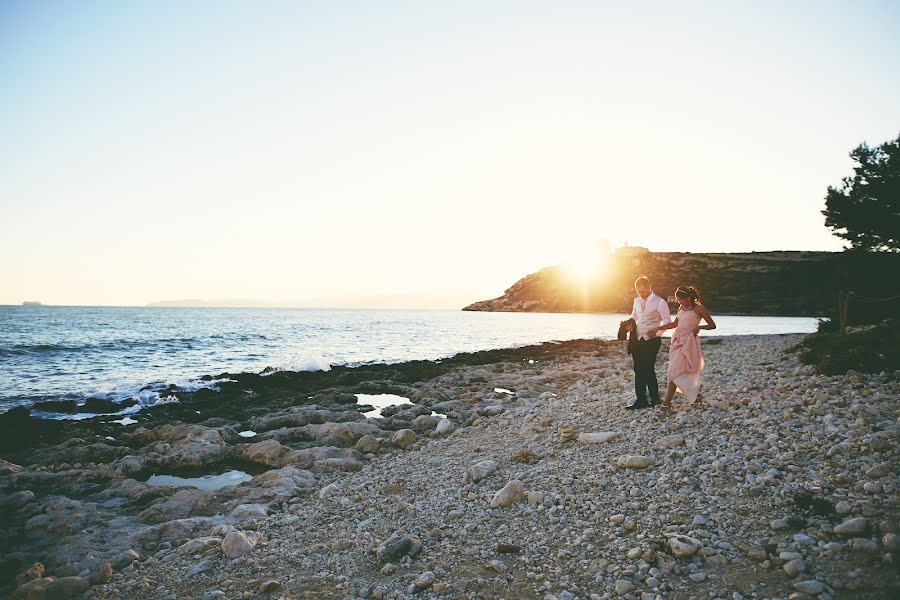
xmin=1 ymin=1 xmax=898 ymax=307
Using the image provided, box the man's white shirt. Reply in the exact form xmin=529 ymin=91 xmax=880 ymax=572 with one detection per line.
xmin=630 ymin=292 xmax=672 ymax=340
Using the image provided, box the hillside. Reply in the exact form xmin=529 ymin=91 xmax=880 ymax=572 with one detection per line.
xmin=463 ymin=250 xmax=900 ymax=319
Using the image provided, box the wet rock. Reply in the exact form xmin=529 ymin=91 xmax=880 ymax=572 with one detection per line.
xmin=490 ymin=480 xmax=525 ymax=508
xmin=391 ymin=429 xmax=417 ymax=449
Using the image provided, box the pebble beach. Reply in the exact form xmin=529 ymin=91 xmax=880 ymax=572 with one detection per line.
xmin=2 ymin=334 xmax=897 ymax=599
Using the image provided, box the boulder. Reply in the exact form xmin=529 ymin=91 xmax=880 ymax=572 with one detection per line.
xmin=355 ymin=434 xmax=380 ymax=454
xmin=834 ymin=517 xmax=868 ymax=537
xmin=490 ymin=480 xmax=525 ymax=508
xmin=391 ymin=429 xmax=417 ymax=449
xmin=221 ymin=530 xmax=261 ymax=559
xmin=376 ymin=531 xmax=422 ymax=563
xmin=237 ymin=440 xmax=304 ymax=468
xmin=435 ymin=418 xmax=455 ymax=436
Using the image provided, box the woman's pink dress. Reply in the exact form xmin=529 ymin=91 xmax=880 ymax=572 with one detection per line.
xmin=667 ymin=307 xmax=704 ymax=402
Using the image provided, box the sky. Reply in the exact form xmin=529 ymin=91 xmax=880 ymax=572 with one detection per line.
xmin=1 ymin=1 xmax=898 ymax=308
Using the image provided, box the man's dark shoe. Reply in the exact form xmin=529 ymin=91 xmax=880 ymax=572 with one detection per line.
xmin=625 ymin=402 xmax=648 ymax=410
xmin=648 ymin=399 xmax=660 ymax=407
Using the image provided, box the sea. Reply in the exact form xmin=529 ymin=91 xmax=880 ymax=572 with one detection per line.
xmin=0 ymin=306 xmax=821 ymax=416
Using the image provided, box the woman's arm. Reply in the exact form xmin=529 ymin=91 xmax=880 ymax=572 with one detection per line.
xmin=651 ymin=317 xmax=678 ymax=337
xmin=693 ymin=306 xmax=716 ymax=334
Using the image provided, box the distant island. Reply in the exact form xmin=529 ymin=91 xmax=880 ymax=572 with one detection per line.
xmin=21 ymin=301 xmax=43 ymax=307
xmin=463 ymin=249 xmax=900 ymax=318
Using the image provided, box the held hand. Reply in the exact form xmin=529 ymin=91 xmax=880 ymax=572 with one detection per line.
xmin=692 ymin=326 xmax=701 ymax=336
xmin=648 ymin=327 xmax=659 ymax=337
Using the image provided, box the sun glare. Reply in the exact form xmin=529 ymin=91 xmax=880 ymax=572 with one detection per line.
xmin=563 ymin=243 xmax=610 ymax=283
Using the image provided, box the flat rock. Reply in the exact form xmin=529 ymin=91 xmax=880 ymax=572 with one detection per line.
xmin=616 ymin=455 xmax=651 ymax=469
xmin=577 ymin=431 xmax=619 ymax=444
xmin=834 ymin=517 xmax=868 ymax=537
xmin=467 ymin=459 xmax=499 ymax=482
xmin=667 ymin=534 xmax=702 ymax=557
xmin=657 ymin=434 xmax=685 ymax=448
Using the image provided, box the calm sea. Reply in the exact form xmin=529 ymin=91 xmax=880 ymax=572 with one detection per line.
xmin=0 ymin=306 xmax=820 ymax=415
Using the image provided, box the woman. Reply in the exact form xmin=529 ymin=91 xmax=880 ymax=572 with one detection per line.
xmin=650 ymin=286 xmax=716 ymax=416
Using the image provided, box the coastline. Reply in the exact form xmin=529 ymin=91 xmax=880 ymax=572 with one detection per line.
xmin=2 ymin=334 xmax=897 ymax=598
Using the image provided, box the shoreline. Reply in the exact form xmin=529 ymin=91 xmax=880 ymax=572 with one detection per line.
xmin=5 ymin=333 xmax=811 ymax=425
xmin=2 ymin=334 xmax=896 ymax=598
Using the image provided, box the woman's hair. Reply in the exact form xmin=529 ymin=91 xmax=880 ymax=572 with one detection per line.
xmin=675 ymin=285 xmax=701 ymax=305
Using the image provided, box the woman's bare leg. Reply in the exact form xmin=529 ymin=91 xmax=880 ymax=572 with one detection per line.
xmin=661 ymin=381 xmax=676 ymax=416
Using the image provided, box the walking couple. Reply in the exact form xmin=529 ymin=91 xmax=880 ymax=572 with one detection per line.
xmin=622 ymin=276 xmax=716 ymax=416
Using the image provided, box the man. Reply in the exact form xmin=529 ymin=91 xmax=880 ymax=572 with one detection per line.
xmin=626 ymin=276 xmax=671 ymax=410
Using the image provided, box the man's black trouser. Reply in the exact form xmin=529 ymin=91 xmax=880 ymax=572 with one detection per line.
xmin=632 ymin=337 xmax=662 ymax=404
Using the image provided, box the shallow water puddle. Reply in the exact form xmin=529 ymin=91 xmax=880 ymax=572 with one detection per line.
xmin=111 ymin=416 xmax=138 ymax=425
xmin=238 ymin=430 xmax=257 ymax=438
xmin=355 ymin=393 xmax=412 ymax=418
xmin=146 ymin=470 xmax=252 ymax=491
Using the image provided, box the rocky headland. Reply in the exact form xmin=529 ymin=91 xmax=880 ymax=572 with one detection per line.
xmin=1 ymin=335 xmax=897 ymax=599
xmin=462 ymin=251 xmax=900 ymax=319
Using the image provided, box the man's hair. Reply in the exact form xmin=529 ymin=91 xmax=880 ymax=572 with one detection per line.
xmin=634 ymin=276 xmax=650 ymax=287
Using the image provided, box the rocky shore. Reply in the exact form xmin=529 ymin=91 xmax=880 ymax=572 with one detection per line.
xmin=1 ymin=335 xmax=897 ymax=599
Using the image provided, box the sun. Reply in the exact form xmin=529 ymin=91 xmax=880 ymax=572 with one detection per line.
xmin=563 ymin=245 xmax=610 ymax=283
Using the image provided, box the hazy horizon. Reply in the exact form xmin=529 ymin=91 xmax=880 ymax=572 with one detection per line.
xmin=2 ymin=1 xmax=898 ymax=307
